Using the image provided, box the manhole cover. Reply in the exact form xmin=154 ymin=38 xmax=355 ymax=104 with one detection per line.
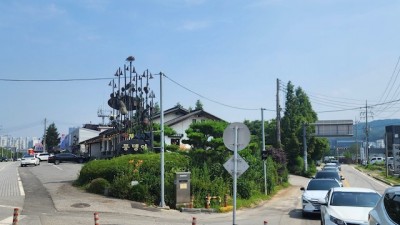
xmin=71 ymin=203 xmax=91 ymax=208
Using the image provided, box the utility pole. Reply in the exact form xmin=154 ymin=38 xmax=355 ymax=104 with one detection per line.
xmin=360 ymin=101 xmax=373 ymax=164
xmin=43 ymin=118 xmax=47 ymax=152
xmin=355 ymin=119 xmax=359 ymax=164
xmin=276 ymin=78 xmax=281 ymax=148
xmin=159 ymin=72 xmax=166 ymax=208
xmin=303 ymin=123 xmax=308 ymax=172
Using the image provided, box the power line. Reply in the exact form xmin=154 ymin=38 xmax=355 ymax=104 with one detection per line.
xmin=163 ymin=74 xmax=274 ymax=111
xmin=0 ymin=77 xmax=112 ymax=82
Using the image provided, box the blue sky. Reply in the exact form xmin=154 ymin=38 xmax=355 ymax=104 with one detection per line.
xmin=1 ymin=0 xmax=400 ymax=138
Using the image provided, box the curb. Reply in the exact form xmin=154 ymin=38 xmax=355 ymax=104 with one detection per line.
xmin=368 ymin=174 xmax=394 ymax=186
xmin=180 ymin=208 xmax=216 ymax=213
xmin=355 ymin=166 xmax=394 ymax=186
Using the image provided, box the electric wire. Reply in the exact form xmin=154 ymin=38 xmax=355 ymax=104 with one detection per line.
xmin=0 ymin=77 xmax=113 ymax=82
xmin=163 ymin=74 xmax=275 ymax=111
xmin=374 ymin=56 xmax=400 ymax=117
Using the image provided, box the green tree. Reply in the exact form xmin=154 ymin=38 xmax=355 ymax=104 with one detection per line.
xmin=281 ymin=81 xmax=327 ymax=173
xmin=182 ymin=120 xmax=228 ymax=150
xmin=152 ymin=102 xmax=160 ymax=115
xmin=194 ymin=99 xmax=203 ymax=110
xmin=281 ymin=82 xmax=301 ymax=171
xmin=45 ymin=123 xmax=60 ymax=153
xmin=244 ymin=119 xmax=276 ymax=147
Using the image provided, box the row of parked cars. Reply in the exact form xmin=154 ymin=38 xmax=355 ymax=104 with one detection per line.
xmin=301 ymin=161 xmax=400 ymax=225
xmin=20 ymin=152 xmax=89 ymax=167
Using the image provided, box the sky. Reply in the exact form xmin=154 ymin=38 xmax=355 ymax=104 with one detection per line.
xmin=1 ymin=0 xmax=400 ymax=138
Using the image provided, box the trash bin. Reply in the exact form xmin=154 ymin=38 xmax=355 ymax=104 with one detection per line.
xmin=175 ymin=172 xmax=191 ymax=208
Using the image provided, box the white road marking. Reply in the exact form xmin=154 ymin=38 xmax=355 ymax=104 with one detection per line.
xmin=0 ymin=215 xmax=25 ymax=225
xmin=53 ymin=164 xmax=63 ymax=170
xmin=0 ymin=204 xmax=19 ymax=209
xmin=16 ymin=168 xmax=25 ymax=196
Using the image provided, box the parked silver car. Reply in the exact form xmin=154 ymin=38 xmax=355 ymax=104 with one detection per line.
xmin=368 ymin=185 xmax=400 ymax=225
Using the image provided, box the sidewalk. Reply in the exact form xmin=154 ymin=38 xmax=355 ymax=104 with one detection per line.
xmin=45 ymin=175 xmax=305 ymax=225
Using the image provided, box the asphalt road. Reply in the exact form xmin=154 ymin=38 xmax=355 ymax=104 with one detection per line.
xmin=0 ymin=162 xmax=391 ymax=225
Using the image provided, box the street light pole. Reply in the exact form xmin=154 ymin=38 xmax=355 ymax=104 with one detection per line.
xmin=159 ymin=72 xmax=166 ymax=208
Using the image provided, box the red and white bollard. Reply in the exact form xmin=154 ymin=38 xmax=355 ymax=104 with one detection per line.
xmin=192 ymin=217 xmax=197 ymax=225
xmin=12 ymin=208 xmax=19 ymax=225
xmin=94 ymin=212 xmax=100 ymax=225
xmin=264 ymin=220 xmax=268 ymax=225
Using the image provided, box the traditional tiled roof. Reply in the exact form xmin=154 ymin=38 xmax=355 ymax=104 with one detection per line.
xmin=165 ymin=109 xmax=225 ymax=126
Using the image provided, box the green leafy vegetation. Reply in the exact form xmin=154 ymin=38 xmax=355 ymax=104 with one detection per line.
xmin=74 ymin=80 xmax=336 ymax=210
xmin=87 ymin=178 xmax=110 ymax=195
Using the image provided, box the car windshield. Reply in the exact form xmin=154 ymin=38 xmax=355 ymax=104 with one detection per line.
xmin=23 ymin=155 xmax=34 ymax=158
xmin=330 ymin=192 xmax=381 ymax=207
xmin=383 ymin=191 xmax=400 ymax=223
xmin=315 ymin=172 xmax=340 ymax=180
xmin=307 ymin=180 xmax=340 ymax=190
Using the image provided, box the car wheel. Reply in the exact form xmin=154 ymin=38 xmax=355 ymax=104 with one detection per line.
xmin=302 ymin=211 xmax=308 ymax=218
xmin=54 ymin=160 xmax=60 ymax=165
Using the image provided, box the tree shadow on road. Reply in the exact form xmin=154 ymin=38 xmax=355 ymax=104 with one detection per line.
xmin=288 ymin=209 xmax=320 ymax=221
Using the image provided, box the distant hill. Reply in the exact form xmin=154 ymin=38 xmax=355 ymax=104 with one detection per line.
xmin=356 ymin=119 xmax=400 ymax=141
xmin=328 ymin=119 xmax=400 ymax=145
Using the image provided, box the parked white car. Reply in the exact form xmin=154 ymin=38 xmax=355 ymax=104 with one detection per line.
xmin=368 ymin=185 xmax=400 ymax=225
xmin=20 ymin=154 xmax=40 ymax=167
xmin=370 ymin=157 xmax=384 ymax=164
xmin=35 ymin=153 xmax=51 ymax=161
xmin=320 ymin=187 xmax=381 ymax=225
xmin=300 ymin=178 xmax=341 ymax=217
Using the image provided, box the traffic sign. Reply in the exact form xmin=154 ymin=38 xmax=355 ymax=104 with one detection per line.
xmin=223 ymin=122 xmax=250 ymax=151
xmin=223 ymin=155 xmax=249 ymax=178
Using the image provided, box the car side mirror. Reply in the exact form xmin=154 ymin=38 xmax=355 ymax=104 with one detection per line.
xmin=341 ymin=176 xmax=345 ymax=180
xmin=318 ymin=198 xmax=327 ymax=205
xmin=300 ymin=187 xmax=305 ymax=191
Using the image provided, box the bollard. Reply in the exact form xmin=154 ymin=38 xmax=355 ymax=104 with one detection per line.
xmin=94 ymin=212 xmax=100 ymax=225
xmin=264 ymin=220 xmax=268 ymax=225
xmin=12 ymin=208 xmax=19 ymax=225
xmin=192 ymin=217 xmax=197 ymax=225
xmin=189 ymin=195 xmax=194 ymax=208
xmin=205 ymin=194 xmax=211 ymax=209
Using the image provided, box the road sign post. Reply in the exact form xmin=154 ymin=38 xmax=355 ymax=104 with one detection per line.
xmin=223 ymin=122 xmax=250 ymax=225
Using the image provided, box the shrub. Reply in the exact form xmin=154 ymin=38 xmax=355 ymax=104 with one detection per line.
xmin=237 ymin=180 xmax=251 ymax=199
xmin=87 ymin=178 xmax=110 ymax=195
xmin=109 ymin=174 xmax=132 ymax=199
xmin=128 ymin=184 xmax=148 ymax=202
xmin=77 ymin=152 xmax=190 ymax=207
